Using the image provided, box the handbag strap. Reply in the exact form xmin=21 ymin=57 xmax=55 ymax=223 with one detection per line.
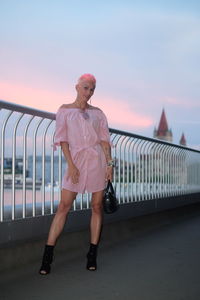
xmin=106 ymin=180 xmax=115 ymax=194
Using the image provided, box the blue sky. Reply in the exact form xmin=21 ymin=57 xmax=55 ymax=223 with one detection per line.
xmin=0 ymin=0 xmax=200 ymax=149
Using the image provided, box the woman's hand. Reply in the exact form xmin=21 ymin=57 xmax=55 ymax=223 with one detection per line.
xmin=68 ymin=164 xmax=80 ymax=184
xmin=106 ymin=166 xmax=113 ymax=182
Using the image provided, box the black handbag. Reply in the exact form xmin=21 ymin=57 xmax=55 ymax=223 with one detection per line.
xmin=103 ymin=180 xmax=119 ymax=214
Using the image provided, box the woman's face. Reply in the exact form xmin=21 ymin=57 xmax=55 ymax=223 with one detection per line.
xmin=76 ymin=80 xmax=96 ymax=102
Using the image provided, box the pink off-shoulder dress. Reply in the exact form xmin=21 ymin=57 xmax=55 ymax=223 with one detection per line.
xmin=53 ymin=107 xmax=111 ymax=193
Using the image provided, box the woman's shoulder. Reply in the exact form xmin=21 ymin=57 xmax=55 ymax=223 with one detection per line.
xmin=88 ymin=104 xmax=103 ymax=113
xmin=59 ymin=103 xmax=75 ymax=110
xmin=88 ymin=105 xmax=108 ymax=120
xmin=56 ymin=104 xmax=76 ymax=115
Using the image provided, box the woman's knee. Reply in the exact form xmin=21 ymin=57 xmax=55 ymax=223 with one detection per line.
xmin=91 ymin=202 xmax=103 ymax=214
xmin=57 ymin=189 xmax=77 ymax=214
xmin=57 ymin=201 xmax=71 ymax=214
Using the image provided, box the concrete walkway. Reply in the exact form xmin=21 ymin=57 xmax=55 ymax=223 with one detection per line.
xmin=1 ymin=205 xmax=200 ymax=300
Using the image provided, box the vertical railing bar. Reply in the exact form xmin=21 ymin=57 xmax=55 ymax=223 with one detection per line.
xmin=73 ymin=193 xmax=76 ymax=211
xmin=0 ymin=110 xmax=13 ymax=222
xmin=147 ymin=143 xmax=152 ymax=200
xmin=183 ymin=150 xmax=187 ymax=195
xmin=110 ymin=133 xmax=116 ymax=184
xmin=158 ymin=144 xmax=163 ymax=198
xmin=146 ymin=143 xmax=152 ymax=200
xmin=174 ymin=148 xmax=178 ymax=196
xmin=175 ymin=148 xmax=179 ymax=196
xmin=151 ymin=143 xmax=156 ymax=200
xmin=154 ymin=144 xmax=161 ymax=198
xmin=133 ymin=140 xmax=139 ymax=201
xmin=134 ymin=139 xmax=142 ymax=202
xmin=137 ymin=140 xmax=144 ymax=202
xmin=140 ymin=141 xmax=147 ymax=201
xmin=80 ymin=193 xmax=83 ymax=210
xmin=165 ymin=146 xmax=171 ymax=198
xmin=110 ymin=133 xmax=118 ymax=196
xmin=113 ymin=135 xmax=122 ymax=202
xmin=177 ymin=149 xmax=181 ymax=195
xmin=173 ymin=147 xmax=177 ymax=196
xmin=146 ymin=142 xmax=150 ymax=200
xmin=134 ymin=140 xmax=138 ymax=202
xmin=12 ymin=112 xmax=23 ymax=220
xmin=86 ymin=193 xmax=89 ymax=209
xmin=180 ymin=149 xmax=185 ymax=195
xmin=58 ymin=147 xmax=62 ymax=206
xmin=124 ymin=137 xmax=131 ymax=203
xmin=171 ymin=148 xmax=174 ymax=196
xmin=143 ymin=142 xmax=149 ymax=201
xmin=129 ymin=139 xmax=135 ymax=203
xmin=32 ymin=118 xmax=44 ymax=217
xmin=118 ymin=136 xmax=126 ymax=204
xmin=151 ymin=143 xmax=155 ymax=199
xmin=168 ymin=147 xmax=173 ymax=196
xmin=150 ymin=143 xmax=155 ymax=200
xmin=161 ymin=145 xmax=165 ymax=198
xmin=41 ymin=120 xmax=52 ymax=216
xmin=140 ymin=142 xmax=145 ymax=201
xmin=187 ymin=151 xmax=189 ymax=193
xmin=22 ymin=115 xmax=34 ymax=218
xmin=50 ymin=127 xmax=55 ymax=214
xmin=122 ymin=136 xmax=127 ymax=204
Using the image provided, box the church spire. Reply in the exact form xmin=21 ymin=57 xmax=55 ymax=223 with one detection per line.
xmin=154 ymin=109 xmax=173 ymax=142
xmin=157 ymin=109 xmax=169 ymax=136
xmin=180 ymin=133 xmax=186 ymax=146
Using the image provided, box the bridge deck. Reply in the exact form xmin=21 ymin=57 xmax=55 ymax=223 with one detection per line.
xmin=1 ymin=204 xmax=200 ymax=300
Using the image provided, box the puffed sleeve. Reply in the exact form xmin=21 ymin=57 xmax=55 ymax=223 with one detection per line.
xmin=99 ymin=111 xmax=113 ymax=146
xmin=52 ymin=108 xmax=68 ymax=151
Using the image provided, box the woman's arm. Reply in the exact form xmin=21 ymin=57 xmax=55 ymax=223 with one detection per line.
xmin=60 ymin=142 xmax=74 ymax=166
xmin=100 ymin=141 xmax=113 ymax=181
xmin=100 ymin=141 xmax=112 ymax=162
xmin=60 ymin=142 xmax=80 ymax=184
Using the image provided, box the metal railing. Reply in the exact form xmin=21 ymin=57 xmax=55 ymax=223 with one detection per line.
xmin=1 ymin=99 xmax=200 ymax=222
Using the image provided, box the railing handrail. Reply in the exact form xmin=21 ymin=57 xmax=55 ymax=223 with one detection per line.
xmin=110 ymin=128 xmax=200 ymax=153
xmin=1 ymin=99 xmax=199 ymax=154
xmin=0 ymin=99 xmax=55 ymax=120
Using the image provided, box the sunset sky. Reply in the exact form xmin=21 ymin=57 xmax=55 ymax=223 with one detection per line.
xmin=0 ymin=0 xmax=200 ymax=149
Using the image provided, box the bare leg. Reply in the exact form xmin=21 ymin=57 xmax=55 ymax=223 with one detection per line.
xmin=86 ymin=190 xmax=104 ymax=271
xmin=39 ymin=189 xmax=77 ymax=275
xmin=90 ymin=190 xmax=104 ymax=244
xmin=47 ymin=188 xmax=77 ymax=245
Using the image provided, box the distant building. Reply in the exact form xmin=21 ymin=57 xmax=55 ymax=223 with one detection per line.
xmin=154 ymin=109 xmax=187 ymax=146
xmin=153 ymin=109 xmax=173 ymax=142
xmin=179 ymin=133 xmax=187 ymax=146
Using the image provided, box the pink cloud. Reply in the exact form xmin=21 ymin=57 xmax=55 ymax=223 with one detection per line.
xmin=0 ymin=80 xmax=66 ymax=113
xmin=0 ymin=80 xmax=153 ymax=130
xmin=164 ymin=96 xmax=200 ymax=108
xmin=94 ymin=95 xmax=153 ymax=130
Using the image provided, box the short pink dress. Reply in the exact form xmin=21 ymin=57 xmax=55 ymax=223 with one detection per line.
xmin=52 ymin=107 xmax=111 ymax=193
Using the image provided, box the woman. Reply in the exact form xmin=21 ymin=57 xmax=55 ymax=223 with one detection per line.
xmin=39 ymin=74 xmax=114 ymax=275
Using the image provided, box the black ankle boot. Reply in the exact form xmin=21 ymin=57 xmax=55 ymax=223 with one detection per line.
xmin=86 ymin=243 xmax=98 ymax=271
xmin=39 ymin=245 xmax=54 ymax=275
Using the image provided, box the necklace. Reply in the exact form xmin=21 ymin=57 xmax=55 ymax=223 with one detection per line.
xmin=74 ymin=101 xmax=90 ymax=120
xmin=81 ymin=110 xmax=89 ymax=120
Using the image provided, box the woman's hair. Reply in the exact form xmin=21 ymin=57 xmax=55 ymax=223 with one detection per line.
xmin=78 ymin=73 xmax=96 ymax=85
